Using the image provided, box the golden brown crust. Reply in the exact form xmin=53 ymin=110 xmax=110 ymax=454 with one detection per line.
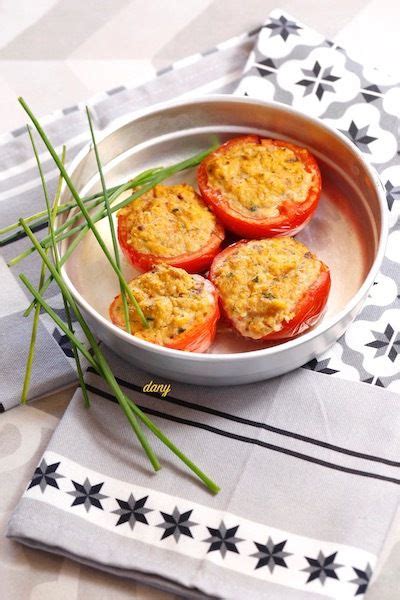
xmin=211 ymin=238 xmax=323 ymax=339
xmin=118 ymin=184 xmax=217 ymax=257
xmin=206 ymin=140 xmax=313 ymax=218
xmin=110 ymin=265 xmax=215 ymax=345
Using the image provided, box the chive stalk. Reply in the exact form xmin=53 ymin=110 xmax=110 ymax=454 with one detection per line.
xmin=20 ymin=256 xmax=47 ymax=404
xmin=86 ymin=106 xmax=130 ymax=334
xmin=24 ymin=129 xmax=91 ymax=408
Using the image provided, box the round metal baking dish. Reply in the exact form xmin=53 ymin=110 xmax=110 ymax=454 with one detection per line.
xmin=59 ymin=96 xmax=387 ymax=385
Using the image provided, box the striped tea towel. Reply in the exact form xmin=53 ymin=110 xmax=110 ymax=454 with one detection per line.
xmin=7 ymin=347 xmax=400 ymax=599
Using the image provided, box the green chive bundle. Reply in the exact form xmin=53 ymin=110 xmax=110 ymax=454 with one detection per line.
xmin=8 ymin=97 xmax=220 ymax=494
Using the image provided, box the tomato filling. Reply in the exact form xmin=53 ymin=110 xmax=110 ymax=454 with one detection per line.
xmin=118 ymin=184 xmax=217 ymax=257
xmin=205 ymin=139 xmax=314 ymax=219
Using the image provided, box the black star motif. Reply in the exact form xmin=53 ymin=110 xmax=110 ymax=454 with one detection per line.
xmin=204 ymin=521 xmax=243 ymax=558
xmin=28 ymin=459 xmax=64 ymax=492
xmin=68 ymin=477 xmax=107 ymax=512
xmin=265 ymin=15 xmax=301 ymax=42
xmin=361 ymin=84 xmax=382 ymax=103
xmin=365 ymin=324 xmax=400 ymax=362
xmin=303 ymin=358 xmax=338 ymax=375
xmin=385 ymin=180 xmax=400 ymax=210
xmin=251 ymin=537 xmax=292 ymax=572
xmin=303 ymin=551 xmax=343 ymax=584
xmin=341 ymin=121 xmax=377 ymax=153
xmin=362 ymin=376 xmax=385 ymax=387
xmin=112 ymin=494 xmax=152 ymax=529
xmin=297 ymin=61 xmax=340 ymax=100
xmin=350 ymin=563 xmax=373 ymax=596
xmin=157 ymin=507 xmax=197 ymax=542
xmin=256 ymin=57 xmax=277 ymax=77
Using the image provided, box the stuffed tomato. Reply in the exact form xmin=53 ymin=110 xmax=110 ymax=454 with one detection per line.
xmin=197 ymin=135 xmax=321 ymax=238
xmin=209 ymin=237 xmax=330 ymax=341
xmin=117 ymin=183 xmax=224 ymax=273
xmin=109 ymin=264 xmax=219 ymax=352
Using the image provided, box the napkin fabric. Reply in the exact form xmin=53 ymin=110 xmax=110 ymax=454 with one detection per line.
xmin=5 ymin=8 xmax=400 ymax=600
xmin=7 ymin=351 xmax=400 ymax=600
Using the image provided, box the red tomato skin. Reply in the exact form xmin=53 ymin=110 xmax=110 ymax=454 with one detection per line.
xmin=118 ymin=212 xmax=225 ymax=274
xmin=109 ymin=279 xmax=220 ymax=353
xmin=197 ymin=135 xmax=322 ymax=239
xmin=209 ymin=240 xmax=330 ymax=342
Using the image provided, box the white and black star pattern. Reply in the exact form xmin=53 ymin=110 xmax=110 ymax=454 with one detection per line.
xmin=28 ymin=459 xmax=64 ymax=492
xmin=68 ymin=477 xmax=107 ymax=512
xmin=303 ymin=358 xmax=338 ymax=374
xmin=264 ymin=15 xmax=301 ymax=41
xmin=350 ymin=563 xmax=372 ymax=596
xmin=251 ymin=537 xmax=292 ymax=572
xmin=204 ymin=521 xmax=243 ymax=558
xmin=365 ymin=324 xmax=400 ymax=362
xmin=256 ymin=58 xmax=277 ymax=77
xmin=112 ymin=494 xmax=152 ymax=530
xmin=157 ymin=507 xmax=197 ymax=541
xmin=340 ymin=121 xmax=377 ymax=154
xmin=361 ymin=84 xmax=382 ymax=103
xmin=385 ymin=180 xmax=400 ymax=210
xmin=362 ymin=376 xmax=385 ymax=387
xmin=297 ymin=61 xmax=340 ymax=100
xmin=303 ymin=551 xmax=343 ymax=584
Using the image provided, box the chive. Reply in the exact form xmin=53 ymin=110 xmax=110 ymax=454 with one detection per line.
xmin=25 ymin=129 xmax=91 ymax=408
xmin=20 ymin=256 xmax=47 ymax=404
xmin=20 ymin=274 xmax=96 ymax=366
xmin=18 ymin=97 xmax=148 ymax=329
xmin=19 ymin=222 xmax=220 ymax=492
xmin=86 ymin=106 xmax=131 ymax=335
xmin=125 ymin=396 xmax=220 ymax=495
xmin=19 ymin=222 xmax=161 ymax=473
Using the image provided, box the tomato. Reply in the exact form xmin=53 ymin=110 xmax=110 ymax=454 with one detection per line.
xmin=109 ymin=273 xmax=219 ymax=353
xmin=197 ymin=135 xmax=322 ymax=239
xmin=209 ymin=239 xmax=330 ymax=342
